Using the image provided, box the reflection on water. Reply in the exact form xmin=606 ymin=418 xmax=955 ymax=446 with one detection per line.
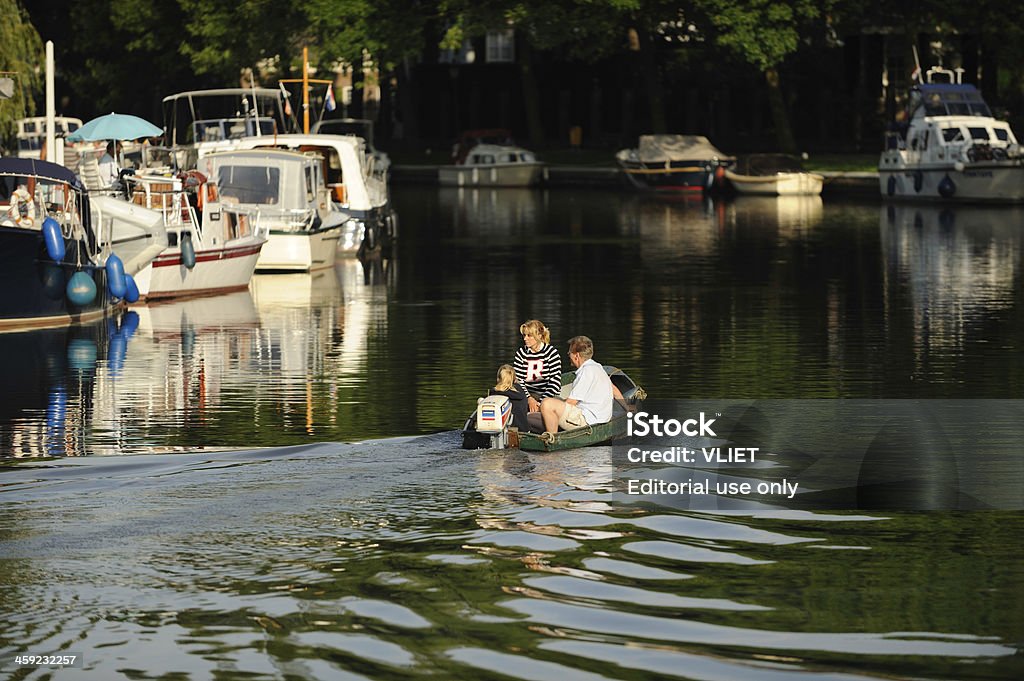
xmin=439 ymin=187 xmax=542 ymax=238
xmin=881 ymin=204 xmax=1021 ymax=360
xmin=0 ymin=322 xmax=111 ymax=456
xmin=5 ymin=191 xmax=1024 ymax=454
xmin=728 ymin=195 xmax=825 ymax=237
xmin=1 ymin=259 xmax=392 ymax=456
xmin=2 ymin=189 xmax=1024 ymax=679
xmin=1 ymin=441 xmax=1020 ymax=679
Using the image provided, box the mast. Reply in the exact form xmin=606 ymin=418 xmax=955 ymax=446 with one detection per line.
xmin=46 ymin=41 xmax=57 ymax=164
xmin=279 ymin=47 xmax=333 ymax=134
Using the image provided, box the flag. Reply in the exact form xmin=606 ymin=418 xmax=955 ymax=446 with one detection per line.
xmin=325 ymin=84 xmax=336 ymax=112
xmin=279 ymin=83 xmax=293 ymax=117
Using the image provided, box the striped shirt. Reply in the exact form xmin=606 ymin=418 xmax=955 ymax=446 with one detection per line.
xmin=514 ymin=343 xmax=562 ymax=400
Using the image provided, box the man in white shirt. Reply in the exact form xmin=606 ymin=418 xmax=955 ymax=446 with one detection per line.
xmin=98 ymin=141 xmax=123 ymax=188
xmin=540 ymin=335 xmax=614 ymax=433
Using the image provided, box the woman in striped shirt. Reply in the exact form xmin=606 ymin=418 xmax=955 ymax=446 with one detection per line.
xmin=514 ymin=319 xmax=562 ymax=414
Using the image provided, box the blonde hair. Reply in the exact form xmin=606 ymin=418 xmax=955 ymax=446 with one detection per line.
xmin=494 ymin=364 xmax=516 ymax=391
xmin=519 ymin=319 xmax=550 ymax=344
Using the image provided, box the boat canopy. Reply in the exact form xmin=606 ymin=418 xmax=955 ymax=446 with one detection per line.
xmin=162 ymin=88 xmax=292 ymax=147
xmin=913 ymin=84 xmax=992 ymax=118
xmin=0 ymin=157 xmax=84 ymax=189
xmin=634 ymin=135 xmax=731 ymax=162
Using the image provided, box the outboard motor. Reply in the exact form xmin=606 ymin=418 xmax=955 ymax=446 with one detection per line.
xmin=474 ymin=394 xmax=512 ymax=449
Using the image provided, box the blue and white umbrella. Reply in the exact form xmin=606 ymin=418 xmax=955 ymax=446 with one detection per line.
xmin=67 ymin=112 xmax=162 ymax=142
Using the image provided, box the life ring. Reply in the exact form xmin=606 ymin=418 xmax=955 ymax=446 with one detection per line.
xmin=6 ymin=185 xmax=36 ymax=227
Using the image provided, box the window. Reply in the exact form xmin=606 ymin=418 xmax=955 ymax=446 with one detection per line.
xmin=217 ymin=165 xmax=280 ymax=204
xmin=942 ymin=127 xmax=964 ymax=143
xmin=969 ymin=127 xmax=990 ymax=141
xmin=994 ymin=128 xmax=1010 ymax=142
xmin=486 ymin=30 xmax=515 ymax=63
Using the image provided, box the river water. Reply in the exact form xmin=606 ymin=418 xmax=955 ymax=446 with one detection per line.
xmin=1 ymin=187 xmax=1022 ymax=679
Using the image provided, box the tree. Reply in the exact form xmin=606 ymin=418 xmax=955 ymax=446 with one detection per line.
xmin=695 ymin=0 xmax=828 ymax=153
xmin=302 ymin=0 xmax=432 ymax=140
xmin=0 ymin=0 xmax=43 ymax=145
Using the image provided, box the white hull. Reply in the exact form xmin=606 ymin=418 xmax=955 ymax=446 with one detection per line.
xmin=439 ymin=163 xmax=545 ymax=187
xmin=256 ymin=227 xmax=341 ymax=272
xmin=726 ymin=170 xmax=823 ymax=196
xmin=878 ymin=68 xmax=1024 ymax=203
xmin=134 ymin=240 xmax=265 ymax=300
xmin=878 ymin=157 xmax=1024 ymax=202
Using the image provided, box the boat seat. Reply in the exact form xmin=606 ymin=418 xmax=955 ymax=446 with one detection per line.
xmin=78 ymin=156 xmax=105 ymax=192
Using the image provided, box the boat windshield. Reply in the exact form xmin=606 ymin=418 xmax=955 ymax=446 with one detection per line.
xmin=920 ymin=85 xmax=992 ymax=117
xmin=193 ymin=117 xmax=277 ymax=143
xmin=217 ymin=165 xmax=281 ymax=205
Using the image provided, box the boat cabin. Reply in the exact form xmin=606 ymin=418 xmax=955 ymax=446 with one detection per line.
xmin=203 ymin=148 xmax=331 ymax=232
xmin=15 ymin=116 xmax=85 ymax=159
xmin=464 ymin=144 xmax=538 ymax=167
xmin=886 ymin=68 xmax=1019 ymax=161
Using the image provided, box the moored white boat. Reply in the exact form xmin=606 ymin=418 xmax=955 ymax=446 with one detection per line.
xmin=124 ymin=171 xmax=269 ymax=300
xmin=161 ymin=88 xmax=292 ymax=171
xmin=879 ymin=66 xmax=1024 ymax=202
xmin=725 ymin=169 xmax=823 ymax=196
xmin=202 ymin=148 xmax=345 ymax=272
xmin=209 ymin=134 xmax=396 ymax=256
xmin=15 ymin=116 xmax=85 ymax=160
xmin=440 ymin=130 xmax=545 ymax=187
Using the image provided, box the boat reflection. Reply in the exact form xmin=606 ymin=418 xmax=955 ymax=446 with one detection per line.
xmin=88 ymin=292 xmax=261 ymax=454
xmin=332 ymin=259 xmax=389 ymax=386
xmin=616 ymin=194 xmax=823 ymax=263
xmin=725 ymin=195 xmax=824 ymax=238
xmin=1 ymin=256 xmax=395 ymax=455
xmin=438 ymin=187 xmax=541 ymax=237
xmin=880 ymin=203 xmax=1022 ymax=354
xmin=617 ymin=195 xmax=726 ymax=260
xmin=0 ymin=315 xmax=127 ymax=457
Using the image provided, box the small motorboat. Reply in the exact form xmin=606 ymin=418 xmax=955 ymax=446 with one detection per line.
xmin=461 ymin=366 xmax=646 ymax=451
xmin=616 ymin=134 xmax=733 ymax=193
xmin=725 ymin=154 xmax=823 ymax=196
xmin=439 ymin=129 xmax=546 ymax=187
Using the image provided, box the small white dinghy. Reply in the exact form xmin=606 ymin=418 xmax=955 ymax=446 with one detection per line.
xmin=725 ymin=154 xmax=823 ymax=196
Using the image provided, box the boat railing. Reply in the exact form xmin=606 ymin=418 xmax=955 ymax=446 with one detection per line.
xmin=219 ymin=205 xmax=266 ymax=241
xmin=925 ymin=66 xmax=964 ymax=85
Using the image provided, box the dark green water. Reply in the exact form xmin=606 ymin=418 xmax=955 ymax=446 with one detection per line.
xmin=0 ymin=188 xmax=1021 ymax=678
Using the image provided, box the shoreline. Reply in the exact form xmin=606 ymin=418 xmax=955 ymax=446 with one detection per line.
xmin=391 ymin=164 xmax=880 ymax=197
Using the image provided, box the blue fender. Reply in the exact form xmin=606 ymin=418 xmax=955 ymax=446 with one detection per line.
xmin=124 ymin=273 xmax=140 ymax=303
xmin=42 ymin=217 xmax=65 ymax=262
xmin=106 ymin=254 xmax=127 ymax=299
xmin=66 ymin=271 xmax=97 ymax=306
